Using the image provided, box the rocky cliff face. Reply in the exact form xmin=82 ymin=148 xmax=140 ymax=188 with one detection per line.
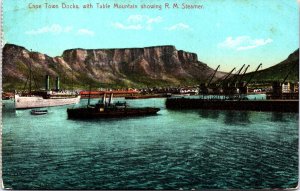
xmin=2 ymin=44 xmax=221 ymax=90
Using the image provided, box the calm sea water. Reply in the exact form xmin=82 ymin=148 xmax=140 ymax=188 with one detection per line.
xmin=2 ymin=97 xmax=299 ymax=189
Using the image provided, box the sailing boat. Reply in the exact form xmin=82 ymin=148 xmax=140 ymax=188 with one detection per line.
xmin=15 ymin=60 xmax=80 ymax=109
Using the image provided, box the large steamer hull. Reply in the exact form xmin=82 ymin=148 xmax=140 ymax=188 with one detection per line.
xmin=67 ymin=107 xmax=160 ymax=119
xmin=15 ymin=95 xmax=81 ymax=109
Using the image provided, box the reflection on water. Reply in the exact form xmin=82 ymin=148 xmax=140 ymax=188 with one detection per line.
xmin=271 ymin=112 xmax=286 ymax=122
xmin=199 ymin=109 xmax=220 ymax=119
xmin=2 ymin=98 xmax=298 ymax=190
xmin=223 ymin=111 xmax=251 ymax=125
xmin=199 ymin=109 xmax=251 ymax=125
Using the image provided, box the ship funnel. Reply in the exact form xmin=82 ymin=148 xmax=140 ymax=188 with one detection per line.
xmin=103 ymin=93 xmax=106 ymax=104
xmin=55 ymin=77 xmax=60 ymax=91
xmin=45 ymin=75 xmax=50 ymax=91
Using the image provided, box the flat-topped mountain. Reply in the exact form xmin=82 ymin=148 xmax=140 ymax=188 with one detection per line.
xmin=2 ymin=44 xmax=223 ymax=90
xmin=2 ymin=44 xmax=298 ymax=91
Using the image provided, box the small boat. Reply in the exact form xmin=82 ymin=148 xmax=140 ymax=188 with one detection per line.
xmin=2 ymin=96 xmax=10 ymax=100
xmin=67 ymin=93 xmax=160 ymax=119
xmin=30 ymin=109 xmax=48 ymax=115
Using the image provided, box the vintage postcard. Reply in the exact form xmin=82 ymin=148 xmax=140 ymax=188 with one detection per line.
xmin=1 ymin=0 xmax=299 ymax=189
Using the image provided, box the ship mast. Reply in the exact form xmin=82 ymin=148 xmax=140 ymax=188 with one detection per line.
xmin=87 ymin=85 xmax=91 ymax=106
xmin=29 ymin=49 xmax=32 ymax=95
xmin=71 ymin=68 xmax=74 ymax=94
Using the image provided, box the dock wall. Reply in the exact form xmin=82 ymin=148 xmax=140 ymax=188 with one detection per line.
xmin=165 ymin=98 xmax=299 ymax=113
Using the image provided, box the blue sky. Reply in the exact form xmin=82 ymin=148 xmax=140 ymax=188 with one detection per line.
xmin=3 ymin=0 xmax=299 ymax=72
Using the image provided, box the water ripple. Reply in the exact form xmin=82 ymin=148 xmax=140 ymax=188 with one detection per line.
xmin=2 ymin=99 xmax=299 ymax=189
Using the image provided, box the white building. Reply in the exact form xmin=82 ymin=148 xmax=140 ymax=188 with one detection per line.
xmin=282 ymin=82 xmax=290 ymax=93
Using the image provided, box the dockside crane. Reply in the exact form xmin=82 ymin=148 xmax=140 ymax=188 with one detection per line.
xmin=236 ymin=65 xmax=250 ymax=95
xmin=238 ymin=65 xmax=250 ymax=84
xmin=220 ymin=67 xmax=236 ymax=84
xmin=281 ymin=61 xmax=298 ymax=85
xmin=207 ymin=65 xmax=220 ymax=88
xmin=228 ymin=64 xmax=245 ymax=85
xmin=223 ymin=64 xmax=245 ymax=98
xmin=239 ymin=63 xmax=262 ymax=96
xmin=199 ymin=65 xmax=220 ymax=96
xmin=215 ymin=67 xmax=236 ymax=94
xmin=271 ymin=61 xmax=298 ymax=99
xmin=243 ymin=63 xmax=262 ymax=87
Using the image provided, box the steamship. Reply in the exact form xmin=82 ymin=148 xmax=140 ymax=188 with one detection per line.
xmin=67 ymin=93 xmax=160 ymax=119
xmin=15 ymin=75 xmax=80 ymax=109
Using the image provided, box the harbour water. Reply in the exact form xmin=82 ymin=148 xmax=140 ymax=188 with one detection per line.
xmin=2 ymin=97 xmax=299 ymax=189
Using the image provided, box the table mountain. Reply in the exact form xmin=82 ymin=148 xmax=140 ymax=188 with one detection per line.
xmin=2 ymin=44 xmax=223 ymax=90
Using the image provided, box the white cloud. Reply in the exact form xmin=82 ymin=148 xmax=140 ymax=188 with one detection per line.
xmin=25 ymin=24 xmax=73 ymax=35
xmin=127 ymin=15 xmax=144 ymax=23
xmin=218 ymin=36 xmax=273 ymax=51
xmin=112 ymin=22 xmax=143 ymax=30
xmin=165 ymin=23 xmax=190 ymax=31
xmin=64 ymin=26 xmax=73 ymax=33
xmin=146 ymin=16 xmax=163 ymax=24
xmin=26 ymin=24 xmax=95 ymax=37
xmin=112 ymin=15 xmax=162 ymax=31
xmin=76 ymin=29 xmax=95 ymax=36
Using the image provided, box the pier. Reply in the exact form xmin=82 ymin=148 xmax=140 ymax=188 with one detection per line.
xmin=166 ymin=98 xmax=299 ymax=113
xmin=79 ymin=90 xmax=139 ymax=98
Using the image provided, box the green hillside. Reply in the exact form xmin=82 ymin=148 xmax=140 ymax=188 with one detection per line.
xmin=241 ymin=49 xmax=299 ymax=83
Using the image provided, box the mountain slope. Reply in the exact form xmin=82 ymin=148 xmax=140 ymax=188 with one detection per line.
xmin=2 ymin=44 xmax=222 ymax=90
xmin=242 ymin=49 xmax=299 ymax=83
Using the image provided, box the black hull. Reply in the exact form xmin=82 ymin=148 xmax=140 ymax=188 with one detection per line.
xmin=166 ymin=98 xmax=299 ymax=113
xmin=67 ymin=107 xmax=160 ymax=119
